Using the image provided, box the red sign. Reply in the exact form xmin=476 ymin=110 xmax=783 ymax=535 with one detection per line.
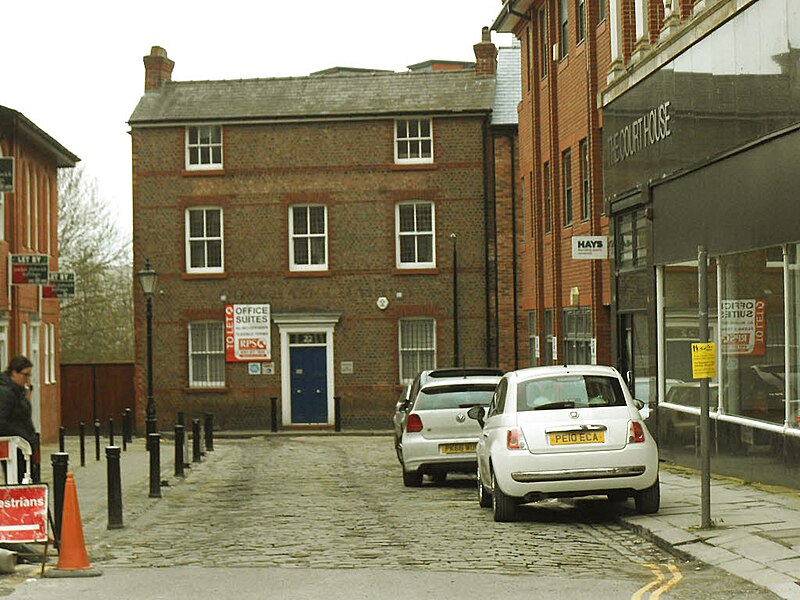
xmin=0 ymin=485 xmax=48 ymax=543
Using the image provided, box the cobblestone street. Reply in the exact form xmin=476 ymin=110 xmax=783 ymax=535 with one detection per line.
xmin=82 ymin=435 xmax=673 ymax=576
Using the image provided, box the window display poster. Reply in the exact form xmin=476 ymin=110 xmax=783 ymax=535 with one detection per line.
xmin=720 ymin=299 xmax=765 ymax=356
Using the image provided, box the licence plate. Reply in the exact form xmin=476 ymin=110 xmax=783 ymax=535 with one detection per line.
xmin=439 ymin=442 xmax=477 ymax=454
xmin=549 ymin=431 xmax=604 ymax=445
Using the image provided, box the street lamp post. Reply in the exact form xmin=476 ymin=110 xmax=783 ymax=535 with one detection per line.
xmin=137 ymin=258 xmax=158 ymax=437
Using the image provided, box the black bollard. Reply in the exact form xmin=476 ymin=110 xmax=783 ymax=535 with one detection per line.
xmin=121 ymin=412 xmax=127 ymax=452
xmin=79 ymin=422 xmax=86 ymax=467
xmin=106 ymin=446 xmax=123 ymax=529
xmin=51 ymin=452 xmax=69 ymax=544
xmin=148 ymin=433 xmax=161 ymax=499
xmin=94 ymin=419 xmax=101 ymax=461
xmin=270 ymin=396 xmax=278 ymax=432
xmin=124 ymin=408 xmax=133 ymax=443
xmin=192 ymin=419 xmax=201 ymax=463
xmin=58 ymin=426 xmax=66 ymax=453
xmin=334 ymin=395 xmax=342 ymax=432
xmin=204 ymin=413 xmax=214 ymax=452
xmin=108 ymin=418 xmax=115 ymax=447
xmin=177 ymin=412 xmax=190 ymax=469
xmin=31 ymin=432 xmax=41 ymax=483
xmin=174 ymin=424 xmax=185 ymax=478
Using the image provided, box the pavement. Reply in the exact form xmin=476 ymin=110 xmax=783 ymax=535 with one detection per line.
xmin=8 ymin=432 xmax=800 ymax=599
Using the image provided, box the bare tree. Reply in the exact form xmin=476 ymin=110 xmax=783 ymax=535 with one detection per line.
xmin=57 ymin=165 xmax=133 ymax=362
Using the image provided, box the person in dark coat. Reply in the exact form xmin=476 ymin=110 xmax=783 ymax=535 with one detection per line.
xmin=0 ymin=355 xmax=37 ymax=482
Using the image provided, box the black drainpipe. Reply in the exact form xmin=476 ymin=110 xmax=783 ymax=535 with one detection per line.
xmin=510 ymin=133 xmax=519 ymax=369
xmin=483 ymin=116 xmax=493 ymax=366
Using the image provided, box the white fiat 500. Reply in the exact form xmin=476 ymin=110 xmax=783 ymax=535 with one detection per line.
xmin=468 ymin=365 xmax=659 ymax=522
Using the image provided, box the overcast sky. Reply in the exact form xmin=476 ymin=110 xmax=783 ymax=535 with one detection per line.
xmin=4 ymin=1 xmax=513 ymax=236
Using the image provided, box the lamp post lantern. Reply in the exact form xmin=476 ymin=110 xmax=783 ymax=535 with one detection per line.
xmin=137 ymin=258 xmax=158 ymax=437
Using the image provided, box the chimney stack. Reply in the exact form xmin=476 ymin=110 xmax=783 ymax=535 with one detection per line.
xmin=473 ymin=27 xmax=497 ymax=76
xmin=143 ymin=46 xmax=175 ymax=93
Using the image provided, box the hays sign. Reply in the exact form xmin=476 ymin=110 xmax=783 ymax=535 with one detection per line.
xmin=571 ymin=236 xmax=608 ymax=260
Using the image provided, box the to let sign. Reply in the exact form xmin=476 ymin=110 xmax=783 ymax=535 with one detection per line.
xmin=0 ymin=485 xmax=48 ymax=543
xmin=42 ymin=271 xmax=76 ymax=299
xmin=225 ymin=304 xmax=271 ymax=362
xmin=10 ymin=255 xmax=49 ymax=285
xmin=0 ymin=157 xmax=13 ymax=193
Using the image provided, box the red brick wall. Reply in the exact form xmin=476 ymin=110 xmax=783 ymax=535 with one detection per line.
xmin=132 ymin=114 xmax=502 ymax=429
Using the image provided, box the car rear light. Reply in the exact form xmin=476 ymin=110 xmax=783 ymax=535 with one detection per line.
xmin=406 ymin=414 xmax=423 ymax=433
xmin=628 ymin=421 xmax=646 ymax=443
xmin=507 ymin=428 xmax=526 ymax=450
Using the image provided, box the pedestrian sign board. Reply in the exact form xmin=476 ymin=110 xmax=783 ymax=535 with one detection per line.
xmin=0 ymin=485 xmax=48 ymax=543
xmin=10 ymin=255 xmax=49 ymax=285
xmin=225 ymin=304 xmax=271 ymax=362
xmin=691 ymin=342 xmax=716 ymax=379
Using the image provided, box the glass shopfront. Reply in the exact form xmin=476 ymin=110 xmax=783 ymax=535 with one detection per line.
xmin=602 ymin=0 xmax=800 ymax=486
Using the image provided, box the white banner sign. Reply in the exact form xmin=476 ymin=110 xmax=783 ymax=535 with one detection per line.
xmin=571 ymin=236 xmax=608 ymax=260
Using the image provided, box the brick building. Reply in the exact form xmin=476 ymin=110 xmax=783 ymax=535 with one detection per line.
xmin=0 ymin=106 xmax=78 ymax=444
xmin=494 ymin=0 xmax=613 ymax=373
xmin=128 ymin=34 xmax=522 ymax=431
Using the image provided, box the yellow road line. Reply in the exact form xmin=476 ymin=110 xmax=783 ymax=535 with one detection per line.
xmin=632 ymin=563 xmax=665 ymax=600
xmin=651 ymin=564 xmax=683 ymax=599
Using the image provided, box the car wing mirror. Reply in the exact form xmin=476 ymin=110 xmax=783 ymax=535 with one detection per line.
xmin=467 ymin=405 xmax=485 ymax=428
xmin=633 ymin=398 xmax=645 ymax=411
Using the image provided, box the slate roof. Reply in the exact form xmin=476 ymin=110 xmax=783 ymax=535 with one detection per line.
xmin=129 ymin=69 xmax=496 ymax=126
xmin=492 ymin=43 xmax=521 ymax=126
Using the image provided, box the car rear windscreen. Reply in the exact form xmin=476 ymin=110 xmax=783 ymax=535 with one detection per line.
xmin=414 ymin=384 xmax=497 ymax=410
xmin=517 ymin=375 xmax=627 ymax=411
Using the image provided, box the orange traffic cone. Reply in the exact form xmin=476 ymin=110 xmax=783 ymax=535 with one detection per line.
xmin=44 ymin=472 xmax=101 ymax=578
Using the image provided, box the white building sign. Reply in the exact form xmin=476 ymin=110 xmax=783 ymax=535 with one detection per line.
xmin=571 ymin=236 xmax=608 ymax=260
xmin=225 ymin=304 xmax=271 ymax=362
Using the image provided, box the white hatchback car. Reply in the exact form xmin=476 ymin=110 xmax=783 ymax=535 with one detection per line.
xmin=468 ymin=365 xmax=659 ymax=521
xmin=400 ymin=372 xmax=502 ymax=487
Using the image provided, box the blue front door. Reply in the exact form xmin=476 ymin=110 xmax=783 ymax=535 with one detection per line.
xmin=290 ymin=346 xmax=328 ymax=423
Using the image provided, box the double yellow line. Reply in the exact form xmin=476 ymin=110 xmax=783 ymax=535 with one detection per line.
xmin=632 ymin=563 xmax=683 ymax=599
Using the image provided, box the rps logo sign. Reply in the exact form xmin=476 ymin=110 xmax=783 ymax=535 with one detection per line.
xmin=225 ymin=304 xmax=271 ymax=362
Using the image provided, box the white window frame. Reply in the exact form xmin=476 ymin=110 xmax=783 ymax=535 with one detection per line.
xmin=188 ymin=321 xmax=225 ymax=388
xmin=398 ymin=318 xmax=437 ymax=384
xmin=395 ymin=202 xmax=436 ymax=269
xmin=185 ymin=125 xmax=223 ymax=171
xmin=289 ymin=205 xmax=328 ymax=272
xmin=185 ymin=207 xmax=224 ymax=274
xmin=394 ymin=118 xmax=434 ymax=164
xmin=48 ymin=324 xmax=56 ymax=384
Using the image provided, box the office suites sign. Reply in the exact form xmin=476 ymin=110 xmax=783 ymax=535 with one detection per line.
xmin=225 ymin=304 xmax=271 ymax=362
xmin=720 ymin=299 xmax=766 ymax=356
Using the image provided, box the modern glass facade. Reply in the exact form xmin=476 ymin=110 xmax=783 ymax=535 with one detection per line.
xmin=603 ymin=0 xmax=800 ymax=486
